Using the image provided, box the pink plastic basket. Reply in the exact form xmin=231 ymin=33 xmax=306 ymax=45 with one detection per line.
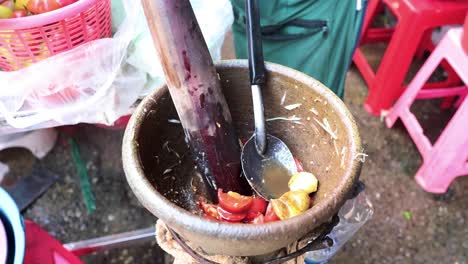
xmin=0 ymin=0 xmax=111 ymax=71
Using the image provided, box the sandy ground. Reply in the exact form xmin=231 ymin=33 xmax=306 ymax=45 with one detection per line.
xmin=1 ymin=34 xmax=467 ymax=264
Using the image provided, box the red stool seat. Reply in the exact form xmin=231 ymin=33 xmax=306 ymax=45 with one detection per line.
xmin=353 ymin=0 xmax=468 ymax=115
xmin=463 ymin=14 xmax=468 ymax=54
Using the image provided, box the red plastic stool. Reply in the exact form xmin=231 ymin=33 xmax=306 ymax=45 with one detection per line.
xmin=386 ymin=27 xmax=468 ymax=193
xmin=463 ymin=14 xmax=468 ymax=54
xmin=24 ymin=221 xmax=83 ymax=264
xmin=353 ymin=0 xmax=468 ymax=115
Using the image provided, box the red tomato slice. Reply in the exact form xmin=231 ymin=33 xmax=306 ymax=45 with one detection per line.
xmin=264 ymin=203 xmax=280 ymax=222
xmin=244 ymin=211 xmax=261 ymax=221
xmin=247 ymin=197 xmax=267 ymax=215
xmin=251 ymin=214 xmax=265 ymax=224
xmin=217 ymin=207 xmax=247 ymax=222
xmin=11 ymin=10 xmax=27 ymax=17
xmin=198 ymin=197 xmax=220 ymax=220
xmin=294 ymin=157 xmax=304 ymax=172
xmin=27 ymin=0 xmax=61 ymax=14
xmin=218 ymin=189 xmax=253 ymax=213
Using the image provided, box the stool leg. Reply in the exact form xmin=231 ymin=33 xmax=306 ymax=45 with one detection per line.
xmin=439 ymin=58 xmax=463 ymax=109
xmin=444 ymin=46 xmax=468 ymax=86
xmin=415 ymin=30 xmax=433 ymax=59
xmin=364 ymin=18 xmax=426 ymax=115
xmin=352 ymin=0 xmax=382 ymax=87
xmin=360 ymin=0 xmax=382 ymax=39
xmin=454 ymin=93 xmax=467 ymax=109
xmin=353 ymin=48 xmax=376 ymax=86
xmin=415 ymin=97 xmax=468 ymax=193
xmin=442 ymin=31 xmax=468 ymax=110
xmin=385 ymin=44 xmax=445 ymax=127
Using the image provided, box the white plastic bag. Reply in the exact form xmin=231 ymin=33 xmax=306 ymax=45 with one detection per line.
xmin=305 ymin=190 xmax=373 ymax=263
xmin=127 ymin=0 xmax=234 ymax=97
xmin=0 ymin=0 xmax=234 ymax=133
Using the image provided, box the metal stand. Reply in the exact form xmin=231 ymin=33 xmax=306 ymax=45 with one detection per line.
xmin=63 ymin=227 xmax=156 ymax=257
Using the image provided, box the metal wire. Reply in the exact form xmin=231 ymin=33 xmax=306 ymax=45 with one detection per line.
xmin=167 ymin=228 xmax=218 ymax=264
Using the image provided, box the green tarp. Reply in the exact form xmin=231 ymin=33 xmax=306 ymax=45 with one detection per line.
xmin=231 ymin=0 xmax=367 ymax=98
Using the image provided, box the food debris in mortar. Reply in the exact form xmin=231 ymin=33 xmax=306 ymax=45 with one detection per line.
xmin=197 ymin=158 xmax=319 ymax=224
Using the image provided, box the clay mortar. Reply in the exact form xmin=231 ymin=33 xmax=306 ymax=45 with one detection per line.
xmin=122 ymin=60 xmax=362 ymax=257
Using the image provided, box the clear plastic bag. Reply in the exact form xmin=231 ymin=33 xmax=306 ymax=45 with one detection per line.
xmin=0 ymin=0 xmax=234 ymax=133
xmin=128 ymin=0 xmax=234 ymax=97
xmin=305 ymin=190 xmax=374 ymax=264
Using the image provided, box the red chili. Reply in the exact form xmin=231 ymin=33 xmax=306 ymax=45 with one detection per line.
xmin=294 ymin=157 xmax=304 ymax=172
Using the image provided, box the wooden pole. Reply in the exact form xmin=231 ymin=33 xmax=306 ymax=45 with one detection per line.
xmin=141 ymin=0 xmax=251 ymax=198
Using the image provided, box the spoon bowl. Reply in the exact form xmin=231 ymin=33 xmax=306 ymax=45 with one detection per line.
xmin=241 ymin=135 xmax=297 ymax=200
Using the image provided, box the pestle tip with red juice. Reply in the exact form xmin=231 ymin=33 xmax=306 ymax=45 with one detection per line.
xmin=141 ymin=0 xmax=251 ymax=199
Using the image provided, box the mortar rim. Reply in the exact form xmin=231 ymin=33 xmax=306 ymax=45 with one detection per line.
xmin=122 ymin=59 xmax=362 ymax=244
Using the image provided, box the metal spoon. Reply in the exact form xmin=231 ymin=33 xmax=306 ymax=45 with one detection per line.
xmin=240 ymin=0 xmax=297 ymax=200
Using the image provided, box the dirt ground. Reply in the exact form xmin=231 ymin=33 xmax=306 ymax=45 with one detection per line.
xmin=1 ymin=33 xmax=467 ymax=264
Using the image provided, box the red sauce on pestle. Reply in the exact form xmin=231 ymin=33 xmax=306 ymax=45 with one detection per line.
xmin=142 ymin=0 xmax=251 ymax=200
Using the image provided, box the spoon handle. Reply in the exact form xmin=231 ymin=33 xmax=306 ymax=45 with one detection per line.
xmin=246 ymin=0 xmax=265 ymax=85
xmin=246 ymin=0 xmax=267 ymax=154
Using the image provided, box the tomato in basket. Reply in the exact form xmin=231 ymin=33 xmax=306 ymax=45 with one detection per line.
xmin=11 ymin=10 xmax=27 ymax=17
xmin=27 ymin=0 xmax=79 ymax=14
xmin=27 ymin=0 xmax=61 ymax=14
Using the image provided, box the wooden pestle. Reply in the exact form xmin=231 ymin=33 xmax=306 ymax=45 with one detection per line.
xmin=141 ymin=0 xmax=251 ymax=198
